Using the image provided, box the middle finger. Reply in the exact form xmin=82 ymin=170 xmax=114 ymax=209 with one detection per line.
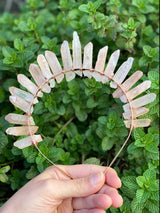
xmin=72 ymin=194 xmax=112 ymax=210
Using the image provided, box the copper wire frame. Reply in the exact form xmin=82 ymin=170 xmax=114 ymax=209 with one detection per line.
xmin=26 ymin=68 xmax=134 ymax=178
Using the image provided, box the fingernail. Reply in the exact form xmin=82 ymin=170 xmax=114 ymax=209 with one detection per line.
xmin=90 ymin=172 xmax=103 ymax=185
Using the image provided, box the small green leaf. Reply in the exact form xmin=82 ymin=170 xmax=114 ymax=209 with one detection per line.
xmin=14 ymin=38 xmax=24 ymax=51
xmin=0 ymin=166 xmax=10 ymax=174
xmin=122 ymin=176 xmax=138 ymax=191
xmin=79 ymin=4 xmax=89 ymax=13
xmin=26 ymin=165 xmax=38 ymax=179
xmin=128 ymin=17 xmax=135 ymax=28
xmin=0 ymin=173 xmax=8 ymax=183
xmin=136 ymin=176 xmax=146 ymax=188
xmin=2 ymin=46 xmax=15 ymax=58
xmin=102 ymin=137 xmax=114 ymax=151
xmin=83 ymin=157 xmax=100 ymax=165
xmin=143 ymin=45 xmax=157 ymax=58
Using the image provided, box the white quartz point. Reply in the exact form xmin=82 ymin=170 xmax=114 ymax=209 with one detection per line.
xmin=123 ymin=107 xmax=149 ymax=119
xmin=9 ymin=95 xmax=33 ymax=113
xmin=72 ymin=31 xmax=82 ymax=76
xmin=113 ymin=71 xmax=143 ymax=98
xmin=37 ymin=54 xmax=53 ymax=79
xmin=5 ymin=113 xmax=35 ymax=125
xmin=29 ymin=64 xmax=51 ymax=93
xmin=45 ymin=51 xmax=64 ymax=83
xmin=14 ymin=135 xmax=42 ymax=149
xmin=92 ymin=46 xmax=108 ymax=82
xmin=104 ymin=49 xmax=120 ymax=78
xmin=6 ymin=126 xmax=38 ymax=136
xmin=91 ymin=72 xmax=102 ymax=82
xmin=17 ymin=74 xmax=38 ymax=96
xmin=9 ymin=87 xmax=36 ymax=103
xmin=95 ymin=46 xmax=108 ymax=73
xmin=61 ymin=40 xmax=75 ymax=81
xmin=124 ymin=119 xmax=151 ymax=128
xmin=123 ymin=93 xmax=156 ymax=111
xmin=83 ymin=42 xmax=93 ymax=78
xmin=120 ymin=80 xmax=151 ymax=103
xmin=49 ymin=79 xmax=55 ymax=88
xmin=110 ymin=57 xmax=134 ymax=88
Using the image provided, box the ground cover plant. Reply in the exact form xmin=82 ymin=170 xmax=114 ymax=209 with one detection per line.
xmin=0 ymin=0 xmax=159 ymax=212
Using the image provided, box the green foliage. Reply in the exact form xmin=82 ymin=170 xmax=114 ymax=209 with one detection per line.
xmin=0 ymin=0 xmax=159 ymax=212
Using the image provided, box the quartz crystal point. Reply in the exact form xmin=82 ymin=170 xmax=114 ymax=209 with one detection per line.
xmin=72 ymin=31 xmax=82 ymax=76
xmin=83 ymin=42 xmax=93 ymax=78
xmin=104 ymin=49 xmax=120 ymax=82
xmin=120 ymin=80 xmax=151 ymax=103
xmin=61 ymin=40 xmax=75 ymax=81
xmin=9 ymin=86 xmax=38 ymax=104
xmin=17 ymin=74 xmax=42 ymax=97
xmin=113 ymin=71 xmax=143 ymax=98
xmin=95 ymin=46 xmax=108 ymax=73
xmin=45 ymin=51 xmax=64 ymax=83
xmin=37 ymin=54 xmax=53 ymax=79
xmin=29 ymin=64 xmax=51 ymax=93
xmin=124 ymin=119 xmax=151 ymax=128
xmin=123 ymin=93 xmax=156 ymax=111
xmin=9 ymin=95 xmax=33 ymax=113
xmin=123 ymin=107 xmax=149 ymax=119
xmin=49 ymin=79 xmax=55 ymax=88
xmin=110 ymin=57 xmax=134 ymax=88
xmin=5 ymin=113 xmax=35 ymax=125
xmin=92 ymin=46 xmax=108 ymax=82
xmin=14 ymin=135 xmax=42 ymax=149
xmin=6 ymin=126 xmax=38 ymax=136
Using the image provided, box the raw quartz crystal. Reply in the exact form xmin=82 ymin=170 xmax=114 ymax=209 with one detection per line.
xmin=5 ymin=31 xmax=156 ymax=149
xmin=83 ymin=42 xmax=93 ymax=78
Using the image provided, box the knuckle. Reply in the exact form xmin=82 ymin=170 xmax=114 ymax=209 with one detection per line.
xmin=42 ymin=179 xmax=54 ymax=192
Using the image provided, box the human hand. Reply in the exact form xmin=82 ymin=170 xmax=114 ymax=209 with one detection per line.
xmin=0 ymin=164 xmax=123 ymax=213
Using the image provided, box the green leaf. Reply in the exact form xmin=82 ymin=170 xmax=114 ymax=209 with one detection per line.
xmin=18 ymin=21 xmax=30 ymax=32
xmin=0 ymin=166 xmax=10 ymax=174
xmin=122 ymin=176 xmax=138 ymax=191
xmin=26 ymin=165 xmax=38 ymax=179
xmin=87 ymin=96 xmax=98 ymax=108
xmin=0 ymin=131 xmax=8 ymax=154
xmin=83 ymin=157 xmax=100 ymax=165
xmin=128 ymin=17 xmax=135 ymax=28
xmin=98 ymin=116 xmax=107 ymax=125
xmin=143 ymin=45 xmax=157 ymax=57
xmin=131 ymin=197 xmax=144 ymax=212
xmin=143 ymin=169 xmax=156 ymax=181
xmin=14 ymin=38 xmax=24 ymax=51
xmin=148 ymin=71 xmax=159 ymax=82
xmin=19 ymin=51 xmax=34 ymax=62
xmin=102 ymin=137 xmax=114 ymax=151
xmin=0 ymin=173 xmax=8 ymax=183
xmin=79 ymin=4 xmax=89 ymax=13
xmin=145 ymin=200 xmax=159 ymax=213
xmin=136 ymin=189 xmax=150 ymax=203
xmin=2 ymin=46 xmax=15 ymax=57
xmin=136 ymin=176 xmax=146 ymax=188
xmin=75 ymin=110 xmax=87 ymax=122
xmin=145 ymin=143 xmax=158 ymax=154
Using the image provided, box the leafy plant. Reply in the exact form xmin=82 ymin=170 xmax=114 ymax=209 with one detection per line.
xmin=0 ymin=0 xmax=159 ymax=212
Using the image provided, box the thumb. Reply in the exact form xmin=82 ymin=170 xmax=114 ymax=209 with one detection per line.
xmin=50 ymin=172 xmax=105 ymax=199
